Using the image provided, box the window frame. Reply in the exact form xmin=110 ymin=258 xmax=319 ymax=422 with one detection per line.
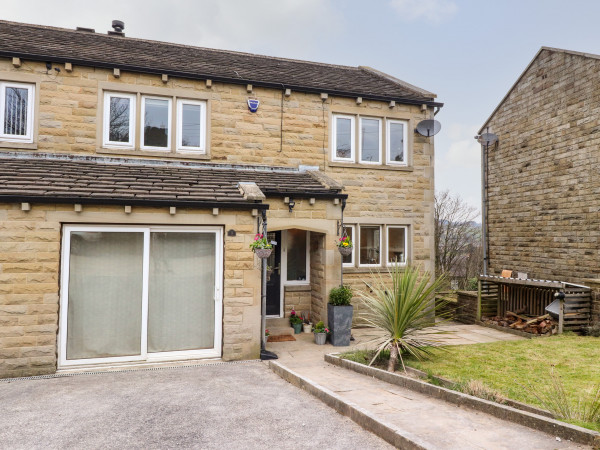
xmin=176 ymin=98 xmax=207 ymax=153
xmin=281 ymin=229 xmax=311 ymax=285
xmin=103 ymin=92 xmax=136 ymax=149
xmin=0 ymin=81 xmax=35 ymax=143
xmin=386 ymin=119 xmax=409 ymax=166
xmin=140 ymin=95 xmax=172 ymax=151
xmin=331 ymin=114 xmax=356 ymax=162
xmin=359 ymin=117 xmax=382 ymax=165
xmin=58 ymin=224 xmax=223 ymax=368
xmin=358 ymin=225 xmax=382 ymax=268
xmin=342 ymin=225 xmax=356 ymax=267
xmin=386 ymin=225 xmax=408 ymax=266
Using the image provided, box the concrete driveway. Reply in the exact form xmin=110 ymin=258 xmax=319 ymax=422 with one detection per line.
xmin=0 ymin=361 xmax=391 ymax=449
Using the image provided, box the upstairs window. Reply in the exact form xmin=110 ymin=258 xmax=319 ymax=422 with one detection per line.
xmin=0 ymin=82 xmax=34 ymax=143
xmin=387 ymin=119 xmax=408 ymax=165
xmin=177 ymin=99 xmax=206 ymax=153
xmin=359 ymin=118 xmax=381 ymax=164
xmin=332 ymin=114 xmax=355 ymax=162
xmin=141 ymin=96 xmax=171 ymax=150
xmin=103 ymin=92 xmax=135 ymax=148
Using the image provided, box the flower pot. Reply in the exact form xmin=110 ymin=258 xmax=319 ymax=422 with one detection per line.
xmin=292 ymin=323 xmax=302 ymax=334
xmin=338 ymin=246 xmax=353 ymax=257
xmin=254 ymin=248 xmax=272 ymax=259
xmin=314 ymin=332 xmax=327 ymax=345
xmin=303 ymin=323 xmax=312 ymax=333
xmin=327 ymin=303 xmax=353 ymax=346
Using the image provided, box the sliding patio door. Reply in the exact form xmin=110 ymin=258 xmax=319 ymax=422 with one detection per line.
xmin=59 ymin=226 xmax=222 ymax=367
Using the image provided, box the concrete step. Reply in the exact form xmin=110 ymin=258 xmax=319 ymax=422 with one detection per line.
xmin=267 ymin=326 xmax=294 ymax=337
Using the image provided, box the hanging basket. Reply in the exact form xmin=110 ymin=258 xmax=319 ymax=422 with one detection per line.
xmin=338 ymin=246 xmax=353 ymax=257
xmin=254 ymin=248 xmax=273 ymax=259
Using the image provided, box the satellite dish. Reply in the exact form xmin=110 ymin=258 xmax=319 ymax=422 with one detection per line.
xmin=415 ymin=119 xmax=441 ymax=137
xmin=478 ymin=132 xmax=498 ymax=146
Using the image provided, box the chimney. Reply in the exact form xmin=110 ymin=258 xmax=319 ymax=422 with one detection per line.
xmin=108 ymin=20 xmax=125 ymax=36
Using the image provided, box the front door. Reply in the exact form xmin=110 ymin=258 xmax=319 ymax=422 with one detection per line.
xmin=266 ymin=231 xmax=281 ymax=317
xmin=58 ymin=225 xmax=223 ymax=367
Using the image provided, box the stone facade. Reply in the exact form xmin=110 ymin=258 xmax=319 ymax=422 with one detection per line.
xmin=482 ymin=48 xmax=600 ymax=288
xmin=0 ymin=56 xmax=437 ymax=376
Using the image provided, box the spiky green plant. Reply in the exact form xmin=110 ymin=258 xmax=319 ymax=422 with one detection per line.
xmin=359 ymin=265 xmax=449 ymax=372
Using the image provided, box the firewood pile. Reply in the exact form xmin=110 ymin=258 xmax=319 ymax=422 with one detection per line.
xmin=483 ymin=311 xmax=557 ymax=335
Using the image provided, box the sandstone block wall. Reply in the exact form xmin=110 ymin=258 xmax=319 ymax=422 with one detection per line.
xmin=484 ymin=49 xmax=600 ymax=283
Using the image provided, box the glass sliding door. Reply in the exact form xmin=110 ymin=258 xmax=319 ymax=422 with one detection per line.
xmin=59 ymin=226 xmax=223 ymax=368
xmin=148 ymin=232 xmax=216 ymax=353
xmin=66 ymin=231 xmax=144 ymax=361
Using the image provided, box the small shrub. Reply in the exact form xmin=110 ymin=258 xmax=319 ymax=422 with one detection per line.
xmin=329 ymin=285 xmax=353 ymax=306
xmin=313 ymin=321 xmax=329 ymax=334
xmin=525 ymin=369 xmax=600 ymax=425
xmin=465 ymin=277 xmax=478 ymax=291
xmin=455 ymin=379 xmax=506 ymax=404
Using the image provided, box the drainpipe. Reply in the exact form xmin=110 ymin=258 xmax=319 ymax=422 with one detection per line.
xmin=340 ymin=198 xmax=346 ymax=287
xmin=260 ymin=210 xmax=277 ymax=360
xmin=481 ymin=140 xmax=488 ymax=276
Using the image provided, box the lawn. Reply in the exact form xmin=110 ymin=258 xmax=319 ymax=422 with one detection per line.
xmin=342 ymin=334 xmax=600 ymax=431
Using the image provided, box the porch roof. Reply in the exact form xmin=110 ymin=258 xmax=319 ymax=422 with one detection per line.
xmin=0 ymin=152 xmax=344 ymax=209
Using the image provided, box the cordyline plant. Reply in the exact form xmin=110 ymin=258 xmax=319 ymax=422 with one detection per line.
xmin=358 ymin=264 xmax=449 ymax=372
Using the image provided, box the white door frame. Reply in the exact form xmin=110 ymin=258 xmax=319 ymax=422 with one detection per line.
xmin=58 ymin=225 xmax=223 ymax=368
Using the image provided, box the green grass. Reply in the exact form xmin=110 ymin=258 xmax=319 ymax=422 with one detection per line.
xmin=342 ymin=335 xmax=600 ymax=432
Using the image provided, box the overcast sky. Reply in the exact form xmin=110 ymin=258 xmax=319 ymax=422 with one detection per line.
xmin=3 ymin=0 xmax=600 ymax=213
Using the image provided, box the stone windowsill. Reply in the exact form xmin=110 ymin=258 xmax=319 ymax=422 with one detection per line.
xmin=328 ymin=161 xmax=414 ymax=172
xmin=97 ymin=147 xmax=211 ymax=160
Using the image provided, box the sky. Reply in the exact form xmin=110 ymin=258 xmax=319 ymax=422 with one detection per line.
xmin=3 ymin=0 xmax=600 ymax=213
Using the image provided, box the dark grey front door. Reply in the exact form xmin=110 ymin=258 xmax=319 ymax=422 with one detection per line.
xmin=266 ymin=231 xmax=281 ymax=316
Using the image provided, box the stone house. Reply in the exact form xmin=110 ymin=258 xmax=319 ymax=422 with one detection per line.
xmin=478 ymin=46 xmax=600 ymax=323
xmin=0 ymin=20 xmax=442 ymax=378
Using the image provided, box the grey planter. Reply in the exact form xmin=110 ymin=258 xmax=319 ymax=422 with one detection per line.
xmin=327 ymin=303 xmax=353 ymax=346
xmin=314 ymin=332 xmax=327 ymax=345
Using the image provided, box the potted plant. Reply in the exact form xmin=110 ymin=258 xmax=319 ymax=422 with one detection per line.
xmin=336 ymin=235 xmax=353 ymax=257
xmin=313 ymin=321 xmax=329 ymax=345
xmin=289 ymin=309 xmax=303 ymax=334
xmin=327 ymin=285 xmax=353 ymax=346
xmin=301 ymin=311 xmax=312 ymax=333
xmin=250 ymin=233 xmax=272 ymax=259
xmin=265 ymin=329 xmax=270 ymax=342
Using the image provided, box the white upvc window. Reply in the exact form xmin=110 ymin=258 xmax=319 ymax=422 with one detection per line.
xmin=359 ymin=225 xmax=382 ymax=267
xmin=177 ymin=99 xmax=206 ymax=153
xmin=342 ymin=225 xmax=355 ymax=267
xmin=386 ymin=119 xmax=408 ymax=165
xmin=141 ymin=95 xmax=172 ymax=151
xmin=0 ymin=82 xmax=34 ymax=143
xmin=359 ymin=117 xmax=381 ymax=164
xmin=103 ymin=92 xmax=136 ymax=148
xmin=387 ymin=226 xmax=408 ymax=265
xmin=332 ymin=114 xmax=355 ymax=162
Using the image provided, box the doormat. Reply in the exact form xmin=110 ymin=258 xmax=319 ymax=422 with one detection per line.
xmin=267 ymin=335 xmax=296 ymax=342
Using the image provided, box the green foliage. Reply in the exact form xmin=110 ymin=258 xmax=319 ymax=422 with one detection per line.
xmin=525 ymin=369 xmax=600 ymax=427
xmin=249 ymin=233 xmax=272 ymax=251
xmin=313 ymin=321 xmax=329 ymax=334
xmin=289 ymin=309 xmax=302 ymax=325
xmin=465 ymin=277 xmax=478 ymax=291
xmin=329 ymin=285 xmax=353 ymax=306
xmin=358 ymin=264 xmax=448 ymax=371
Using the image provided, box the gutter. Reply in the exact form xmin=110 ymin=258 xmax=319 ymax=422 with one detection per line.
xmin=0 ymin=51 xmax=444 ymax=108
xmin=263 ymin=191 xmax=347 ymax=200
xmin=0 ymin=195 xmax=269 ymax=210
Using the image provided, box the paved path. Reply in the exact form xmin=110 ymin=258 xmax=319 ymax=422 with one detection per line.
xmin=267 ymin=324 xmax=587 ymax=449
xmin=0 ymin=361 xmax=391 ymax=449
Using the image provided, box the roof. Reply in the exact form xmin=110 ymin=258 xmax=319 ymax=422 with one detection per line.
xmin=0 ymin=20 xmax=441 ymax=106
xmin=478 ymin=46 xmax=597 ymax=134
xmin=0 ymin=153 xmax=344 ymax=209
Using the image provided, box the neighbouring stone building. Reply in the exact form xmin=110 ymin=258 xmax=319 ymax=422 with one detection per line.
xmin=0 ymin=20 xmax=442 ymax=378
xmin=478 ymin=47 xmax=600 ymax=323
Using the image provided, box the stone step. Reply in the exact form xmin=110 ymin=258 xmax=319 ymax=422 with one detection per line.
xmin=267 ymin=326 xmax=294 ymax=337
xmin=266 ymin=317 xmax=291 ymax=328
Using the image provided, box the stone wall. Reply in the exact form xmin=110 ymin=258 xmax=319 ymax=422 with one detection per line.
xmin=283 ymin=286 xmax=311 ymax=318
xmin=0 ymin=203 xmax=261 ymax=378
xmin=310 ymin=232 xmax=326 ymax=324
xmin=484 ymin=49 xmax=600 ymax=282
